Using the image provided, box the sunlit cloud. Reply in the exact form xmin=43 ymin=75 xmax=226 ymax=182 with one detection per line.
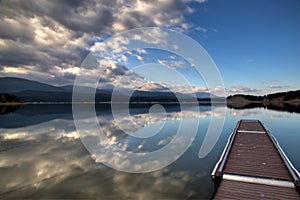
xmin=2 ymin=67 xmax=28 ymax=74
xmin=157 ymin=59 xmax=187 ymax=69
xmin=268 ymin=85 xmax=289 ymax=89
xmin=0 ymin=0 xmax=206 ymax=86
xmin=227 ymin=85 xmax=260 ymax=94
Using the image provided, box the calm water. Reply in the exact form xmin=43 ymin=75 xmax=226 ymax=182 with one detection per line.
xmin=0 ymin=105 xmax=299 ymax=199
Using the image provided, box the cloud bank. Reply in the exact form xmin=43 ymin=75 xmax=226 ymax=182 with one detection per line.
xmin=0 ymin=0 xmax=204 ymax=85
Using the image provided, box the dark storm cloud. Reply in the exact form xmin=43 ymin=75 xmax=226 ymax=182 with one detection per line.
xmin=0 ymin=0 xmax=202 ymax=85
xmin=0 ymin=20 xmax=34 ymax=43
xmin=0 ymin=38 xmax=88 ymax=73
xmin=35 ymin=0 xmax=114 ymax=34
xmin=0 ymin=0 xmax=116 ymax=75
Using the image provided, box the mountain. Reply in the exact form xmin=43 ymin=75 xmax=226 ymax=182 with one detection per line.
xmin=0 ymin=77 xmax=65 ymax=93
xmin=0 ymin=77 xmax=214 ymax=103
xmin=190 ymin=92 xmax=215 ymax=99
xmin=0 ymin=77 xmax=113 ymax=102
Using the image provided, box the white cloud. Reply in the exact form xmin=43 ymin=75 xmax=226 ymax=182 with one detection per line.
xmin=269 ymin=85 xmax=289 ymax=89
xmin=136 ymin=55 xmax=143 ymax=61
xmin=135 ymin=48 xmax=147 ymax=54
xmin=0 ymin=0 xmax=207 ymax=86
xmin=157 ymin=59 xmax=187 ymax=69
xmin=228 ymin=85 xmax=260 ymax=94
xmin=185 ymin=6 xmax=196 ymax=14
xmin=195 ymin=26 xmax=207 ymax=33
xmin=2 ymin=66 xmax=28 ymax=74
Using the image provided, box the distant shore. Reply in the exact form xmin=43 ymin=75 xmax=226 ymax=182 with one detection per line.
xmin=0 ymin=102 xmax=24 ymax=106
xmin=227 ymin=90 xmax=300 ymax=113
xmin=5 ymin=101 xmax=219 ymax=105
xmin=227 ymin=98 xmax=300 ymax=108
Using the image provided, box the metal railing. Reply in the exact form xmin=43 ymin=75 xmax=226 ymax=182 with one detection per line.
xmin=211 ymin=120 xmax=241 ymax=180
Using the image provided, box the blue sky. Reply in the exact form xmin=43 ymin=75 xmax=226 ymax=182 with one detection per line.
xmin=0 ymin=0 xmax=299 ymax=95
xmin=186 ymin=0 xmax=300 ymax=94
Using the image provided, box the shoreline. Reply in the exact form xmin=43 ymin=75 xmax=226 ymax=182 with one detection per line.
xmin=0 ymin=102 xmax=24 ymax=106
xmin=11 ymin=101 xmax=226 ymax=105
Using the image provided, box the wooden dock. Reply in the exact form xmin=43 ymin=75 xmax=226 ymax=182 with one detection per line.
xmin=211 ymin=120 xmax=300 ymax=199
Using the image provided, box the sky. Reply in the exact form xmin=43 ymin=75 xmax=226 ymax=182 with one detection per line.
xmin=0 ymin=0 xmax=299 ymax=95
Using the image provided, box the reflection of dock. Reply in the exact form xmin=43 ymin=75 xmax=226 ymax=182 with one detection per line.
xmin=211 ymin=120 xmax=300 ymax=199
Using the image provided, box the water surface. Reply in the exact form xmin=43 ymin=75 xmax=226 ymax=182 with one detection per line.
xmin=0 ymin=105 xmax=299 ymax=199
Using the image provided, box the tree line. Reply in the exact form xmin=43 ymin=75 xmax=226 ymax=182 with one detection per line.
xmin=0 ymin=93 xmax=23 ymax=103
xmin=227 ymin=90 xmax=300 ymax=101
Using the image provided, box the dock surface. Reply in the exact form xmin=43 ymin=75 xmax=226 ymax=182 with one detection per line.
xmin=211 ymin=120 xmax=300 ymax=199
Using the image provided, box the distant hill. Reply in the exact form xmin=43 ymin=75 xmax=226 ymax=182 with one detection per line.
xmin=0 ymin=77 xmax=65 ymax=93
xmin=227 ymin=90 xmax=300 ymax=113
xmin=0 ymin=77 xmax=214 ymax=103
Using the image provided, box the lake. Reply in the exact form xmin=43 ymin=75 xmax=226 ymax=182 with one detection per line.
xmin=0 ymin=104 xmax=299 ymax=199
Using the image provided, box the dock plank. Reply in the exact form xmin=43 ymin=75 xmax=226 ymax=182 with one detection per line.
xmin=211 ymin=120 xmax=300 ymax=199
xmin=214 ymin=180 xmax=300 ymax=200
xmin=223 ymin=131 xmax=292 ymax=180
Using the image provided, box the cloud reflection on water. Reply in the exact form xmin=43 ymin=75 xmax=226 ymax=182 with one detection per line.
xmin=2 ymin=105 xmax=299 ymax=198
xmin=0 ymin=105 xmax=221 ymax=199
